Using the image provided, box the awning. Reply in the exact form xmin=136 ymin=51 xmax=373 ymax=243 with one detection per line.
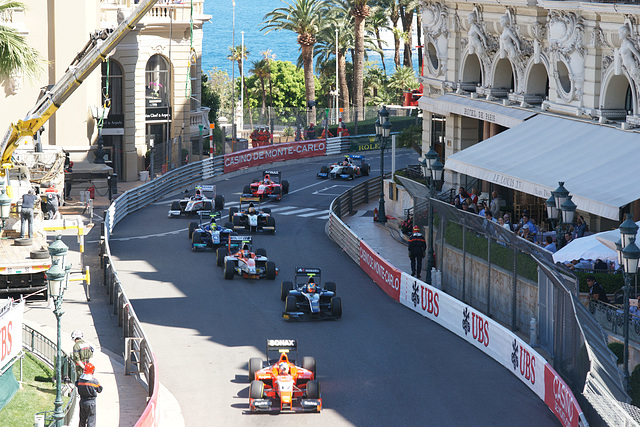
xmin=419 ymin=94 xmax=536 ymax=128
xmin=446 ymin=114 xmax=640 ymax=220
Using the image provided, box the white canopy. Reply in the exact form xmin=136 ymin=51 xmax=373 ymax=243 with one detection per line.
xmin=552 ymin=232 xmax=619 ymax=264
xmin=446 ymin=114 xmax=640 ymax=220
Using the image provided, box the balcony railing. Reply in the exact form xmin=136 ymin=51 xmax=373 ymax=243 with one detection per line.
xmin=100 ymin=0 xmax=205 ymax=24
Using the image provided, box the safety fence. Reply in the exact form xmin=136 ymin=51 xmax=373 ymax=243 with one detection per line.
xmin=327 ymin=175 xmax=636 ymax=427
xmin=23 ymin=324 xmax=77 ymax=426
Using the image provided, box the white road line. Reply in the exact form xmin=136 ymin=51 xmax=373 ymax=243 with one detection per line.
xmin=278 ymin=208 xmax=317 ymax=215
xmin=264 ymin=206 xmax=300 ymax=213
xmin=316 ymin=215 xmax=330 ymax=220
xmin=352 ymin=210 xmax=369 ymax=217
xmin=299 ymin=210 xmax=329 ymax=217
xmin=106 ymin=228 xmax=188 ymax=241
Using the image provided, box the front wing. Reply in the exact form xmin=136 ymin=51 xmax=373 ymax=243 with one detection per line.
xmin=250 ymin=397 xmax=322 ymax=412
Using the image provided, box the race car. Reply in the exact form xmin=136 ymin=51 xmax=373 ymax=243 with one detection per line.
xmin=243 ymin=170 xmax=289 ymax=201
xmin=248 ymin=339 xmax=321 ymax=413
xmin=188 ymin=211 xmax=236 ymax=251
xmin=168 ymin=185 xmax=225 ymax=217
xmin=228 ymin=196 xmax=276 ymax=233
xmin=317 ymin=154 xmax=370 ymax=180
xmin=216 ymin=235 xmax=277 ymax=280
xmin=281 ymin=267 xmax=342 ymax=320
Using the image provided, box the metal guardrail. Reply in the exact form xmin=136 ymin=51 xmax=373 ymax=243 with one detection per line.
xmin=327 ymin=175 xmax=636 ymax=426
xmin=23 ymin=324 xmax=77 ymax=427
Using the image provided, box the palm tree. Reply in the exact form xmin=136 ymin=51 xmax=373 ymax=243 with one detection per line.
xmin=399 ymin=0 xmax=419 ymax=68
xmin=261 ymin=50 xmax=276 ymax=131
xmin=262 ymin=0 xmax=328 ymax=126
xmin=350 ymin=0 xmax=371 ymax=121
xmin=228 ymin=45 xmax=251 ymax=127
xmin=250 ymin=59 xmax=270 ymax=122
xmin=387 ymin=65 xmax=418 ymax=103
xmin=367 ymin=7 xmax=389 ymax=72
xmin=0 ymin=1 xmax=43 ymax=80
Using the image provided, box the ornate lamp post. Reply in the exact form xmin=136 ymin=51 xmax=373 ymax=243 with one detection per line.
xmin=0 ymin=188 xmax=11 ymax=234
xmin=545 ymin=182 xmax=576 ymax=249
xmin=421 ymin=148 xmax=444 ymax=284
xmin=617 ymin=215 xmax=640 ymax=392
xmin=47 ymin=235 xmax=69 ymax=427
xmin=376 ymin=106 xmax=391 ymax=223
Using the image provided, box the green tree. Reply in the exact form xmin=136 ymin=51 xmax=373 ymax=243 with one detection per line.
xmin=399 ymin=0 xmax=419 ymax=68
xmin=387 ymin=65 xmax=418 ymax=103
xmin=367 ymin=7 xmax=390 ymax=72
xmin=0 ymin=1 xmax=43 ymax=79
xmin=350 ymin=0 xmax=371 ymax=121
xmin=262 ymin=0 xmax=328 ymax=125
xmin=202 ymin=68 xmax=232 ymax=123
xmin=364 ymin=63 xmax=390 ymax=106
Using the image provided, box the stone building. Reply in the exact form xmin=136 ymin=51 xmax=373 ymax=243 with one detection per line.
xmin=418 ymin=0 xmax=640 ymax=230
xmin=0 ymin=0 xmax=210 ymax=182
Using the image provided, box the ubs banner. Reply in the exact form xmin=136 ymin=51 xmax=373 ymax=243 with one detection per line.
xmin=224 ymin=140 xmax=326 ymax=173
xmin=0 ymin=300 xmax=24 ymax=371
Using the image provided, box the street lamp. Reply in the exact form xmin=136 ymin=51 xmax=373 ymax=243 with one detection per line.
xmin=46 ymin=259 xmax=70 ymax=427
xmin=376 ymin=106 xmax=391 ymax=223
xmin=0 ymin=188 xmax=11 ymax=233
xmin=48 ymin=235 xmax=68 ymax=270
xmin=421 ymin=148 xmax=444 ymax=284
xmin=617 ymin=214 xmax=640 ymax=393
xmin=545 ymin=182 xmax=576 ymax=249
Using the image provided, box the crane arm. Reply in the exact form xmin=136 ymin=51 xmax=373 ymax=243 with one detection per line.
xmin=0 ymin=0 xmax=160 ymax=169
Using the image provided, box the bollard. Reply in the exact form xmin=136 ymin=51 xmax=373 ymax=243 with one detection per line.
xmin=34 ymin=414 xmax=45 ymax=427
xmin=529 ymin=317 xmax=538 ymax=347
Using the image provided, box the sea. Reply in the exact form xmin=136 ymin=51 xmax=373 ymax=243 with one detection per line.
xmin=201 ymin=0 xmax=418 ymax=77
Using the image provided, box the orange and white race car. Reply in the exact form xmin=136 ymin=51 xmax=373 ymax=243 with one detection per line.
xmin=216 ymin=235 xmax=277 ymax=280
xmin=248 ymin=339 xmax=321 ymax=413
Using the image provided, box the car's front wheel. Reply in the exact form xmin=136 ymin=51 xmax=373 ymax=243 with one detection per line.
xmin=224 ymin=260 xmax=235 ymax=279
xmin=249 ymin=380 xmax=264 ymax=401
xmin=285 ymin=295 xmax=297 ymax=313
xmin=281 ymin=281 xmax=293 ymax=301
xmin=216 ymin=248 xmax=227 ymax=266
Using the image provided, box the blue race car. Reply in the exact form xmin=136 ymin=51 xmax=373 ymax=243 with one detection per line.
xmin=317 ymin=155 xmax=370 ymax=180
xmin=188 ymin=211 xmax=236 ymax=251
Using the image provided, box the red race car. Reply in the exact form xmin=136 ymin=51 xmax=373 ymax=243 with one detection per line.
xmin=243 ymin=170 xmax=290 ymax=201
xmin=248 ymin=339 xmax=321 ymax=413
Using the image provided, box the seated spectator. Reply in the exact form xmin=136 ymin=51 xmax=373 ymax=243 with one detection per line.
xmin=593 ymin=258 xmax=607 ymax=271
xmin=543 ymin=236 xmax=557 ymax=253
xmin=466 ymin=197 xmax=477 ymax=214
xmin=477 ymin=201 xmax=487 ymax=217
xmin=574 ymin=258 xmax=592 ymax=270
xmin=519 ymin=224 xmax=535 ymax=242
xmin=564 ymin=232 xmax=574 ymax=245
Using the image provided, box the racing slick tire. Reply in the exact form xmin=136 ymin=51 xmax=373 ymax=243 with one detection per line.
xmin=249 ymin=380 xmax=264 ymax=400
xmin=282 ymin=180 xmax=290 ymax=194
xmin=170 ymin=201 xmax=180 ymax=211
xmin=232 ymin=216 xmax=244 ymax=230
xmin=362 ymin=163 xmax=370 ymax=176
xmin=224 ymin=260 xmax=235 ymax=279
xmin=266 ymin=216 xmax=276 ymax=233
xmin=188 ymin=222 xmax=198 ymax=239
xmin=228 ymin=207 xmax=238 ymax=222
xmin=203 ymin=201 xmax=213 ymax=211
xmin=349 ymin=170 xmax=355 ymax=180
xmin=285 ymin=295 xmax=297 ymax=313
xmin=306 ymin=380 xmax=320 ymax=400
xmin=214 ymin=194 xmax=225 ymax=211
xmin=224 ymin=222 xmax=234 ymax=230
xmin=302 ymin=357 xmax=316 ymax=377
xmin=324 ymin=282 xmax=336 ymax=293
xmin=216 ymin=248 xmax=227 ymax=266
xmin=248 ymin=357 xmax=263 ymax=380
xmin=192 ymin=231 xmax=203 ymax=247
xmin=266 ymin=261 xmax=277 ymax=280
xmin=281 ymin=281 xmax=293 ymax=301
xmin=30 ymin=249 xmax=49 ymax=259
xmin=242 ymin=185 xmax=252 ymax=195
xmin=272 ymin=186 xmax=282 ymax=197
xmin=331 ymin=297 xmax=342 ymax=318
xmin=319 ymin=166 xmax=329 ymax=175
xmin=262 ymin=208 xmax=271 ymax=214
xmin=255 ymin=248 xmax=267 ymax=257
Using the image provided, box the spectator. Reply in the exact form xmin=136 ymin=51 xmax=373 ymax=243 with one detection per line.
xmin=564 ymin=232 xmax=574 ymax=246
xmin=503 ymin=213 xmax=513 ymax=231
xmin=469 ymin=188 xmax=479 ymax=206
xmin=490 ymin=191 xmax=501 ymax=219
xmin=515 ymin=214 xmax=537 ymax=237
xmin=593 ymin=259 xmax=607 ymax=271
xmin=573 ymin=215 xmax=587 ymax=239
xmin=519 ymin=224 xmax=535 ymax=242
xmin=477 ymin=201 xmax=487 ymax=217
xmin=587 ymin=275 xmax=609 ymax=304
xmin=454 ymin=187 xmax=470 ymax=209
xmin=485 ymin=211 xmax=497 ymax=223
xmin=466 ymin=197 xmax=477 ymax=214
xmin=543 ymin=236 xmax=557 ymax=253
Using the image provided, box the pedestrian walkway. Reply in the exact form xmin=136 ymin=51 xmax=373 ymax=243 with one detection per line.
xmin=22 ymin=177 xmax=185 ymax=427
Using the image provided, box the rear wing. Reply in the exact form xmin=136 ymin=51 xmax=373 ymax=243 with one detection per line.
xmin=228 ymin=235 xmax=252 ymax=252
xmin=266 ymin=339 xmax=298 ymax=364
xmin=294 ymin=267 xmax=321 ymax=286
xmin=262 ymin=170 xmax=282 ymax=183
xmin=196 ymin=184 xmax=217 ymax=197
xmin=239 ymin=195 xmax=260 ymax=204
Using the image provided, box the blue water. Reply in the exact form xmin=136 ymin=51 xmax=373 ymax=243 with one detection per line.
xmin=202 ymin=0 xmax=418 ymax=76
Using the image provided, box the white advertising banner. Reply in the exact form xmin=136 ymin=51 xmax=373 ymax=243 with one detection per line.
xmin=399 ymin=273 xmax=546 ymax=400
xmin=0 ymin=300 xmax=24 ymax=371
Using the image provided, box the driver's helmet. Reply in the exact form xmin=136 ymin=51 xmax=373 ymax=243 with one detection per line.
xmin=195 ymin=189 xmax=203 ymax=200
xmin=263 ymin=174 xmax=271 ymax=184
xmin=278 ymin=362 xmax=289 ymax=375
xmin=307 ymin=280 xmax=317 ymax=294
xmin=242 ymin=244 xmax=250 ymax=258
xmin=248 ymin=203 xmax=256 ymax=214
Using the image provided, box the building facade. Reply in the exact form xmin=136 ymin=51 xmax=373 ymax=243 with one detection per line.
xmin=0 ymin=0 xmax=210 ymax=182
xmin=418 ymin=0 xmax=640 ymax=230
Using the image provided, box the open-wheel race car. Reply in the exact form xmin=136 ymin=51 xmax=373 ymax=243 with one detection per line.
xmin=188 ymin=211 xmax=236 ymax=251
xmin=216 ymin=235 xmax=277 ymax=280
xmin=281 ymin=267 xmax=342 ymax=320
xmin=317 ymin=154 xmax=370 ymax=180
xmin=228 ymin=196 xmax=276 ymax=233
xmin=243 ymin=170 xmax=289 ymax=201
xmin=248 ymin=339 xmax=321 ymax=413
xmin=168 ymin=185 xmax=225 ymax=217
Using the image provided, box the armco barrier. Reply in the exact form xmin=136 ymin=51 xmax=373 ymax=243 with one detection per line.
xmin=327 ymin=177 xmax=594 ymax=427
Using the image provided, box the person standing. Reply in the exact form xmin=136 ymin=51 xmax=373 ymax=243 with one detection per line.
xmin=20 ymin=189 xmax=37 ymax=238
xmin=76 ymin=362 xmax=103 ymax=427
xmin=71 ymin=330 xmax=94 ymax=379
xmin=408 ymin=226 xmax=427 ymax=279
xmin=490 ymin=191 xmax=500 ymax=219
xmin=587 ymin=275 xmax=609 ymax=304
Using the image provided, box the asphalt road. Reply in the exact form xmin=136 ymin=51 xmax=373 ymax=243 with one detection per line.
xmin=107 ymin=150 xmax=559 ymax=426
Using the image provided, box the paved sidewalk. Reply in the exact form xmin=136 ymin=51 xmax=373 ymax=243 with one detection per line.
xmin=21 ymin=178 xmax=185 ymax=427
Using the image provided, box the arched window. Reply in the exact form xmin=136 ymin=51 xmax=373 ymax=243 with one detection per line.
xmin=101 ymin=60 xmax=123 ymax=115
xmin=146 ymin=55 xmax=170 ymax=109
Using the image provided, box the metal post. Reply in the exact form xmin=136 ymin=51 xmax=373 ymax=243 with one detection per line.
xmin=462 ymin=225 xmax=466 ymax=302
xmin=377 ymin=135 xmax=386 ymax=223
xmin=512 ymin=246 xmax=518 ymax=331
xmin=624 ymin=272 xmax=631 ymax=392
xmin=198 ymin=125 xmax=203 ymax=162
xmin=487 ymin=236 xmax=491 ymax=316
xmin=53 ymin=294 xmax=64 ymax=426
xmin=426 ymin=187 xmax=435 ymax=283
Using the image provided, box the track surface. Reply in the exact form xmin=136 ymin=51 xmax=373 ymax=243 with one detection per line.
xmin=109 ymin=150 xmax=559 ymax=426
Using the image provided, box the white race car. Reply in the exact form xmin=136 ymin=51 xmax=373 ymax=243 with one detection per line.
xmin=168 ymin=185 xmax=224 ymax=217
